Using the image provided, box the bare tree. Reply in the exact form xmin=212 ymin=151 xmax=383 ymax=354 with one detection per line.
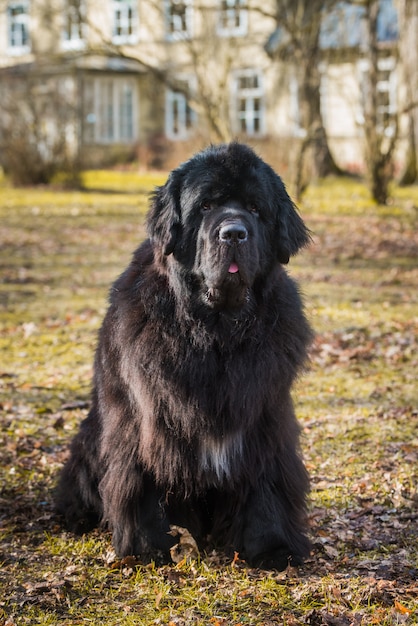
xmin=397 ymin=0 xmax=418 ymax=184
xmin=160 ymin=4 xmax=240 ymax=142
xmin=266 ymin=0 xmax=341 ymax=198
xmin=360 ymin=0 xmax=398 ymax=204
xmin=0 ymin=71 xmax=81 ymax=186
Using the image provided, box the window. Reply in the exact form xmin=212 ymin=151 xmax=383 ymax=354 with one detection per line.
xmin=165 ymin=0 xmax=192 ymax=40
xmin=7 ymin=0 xmax=30 ymax=53
xmin=83 ymin=78 xmax=137 ymax=144
xmin=62 ymin=0 xmax=85 ymax=49
xmin=218 ymin=0 xmax=247 ymax=37
xmin=165 ymin=79 xmax=196 ymax=140
xmin=376 ymin=58 xmax=397 ymax=134
xmin=358 ymin=57 xmax=397 ymax=136
xmin=112 ymin=0 xmax=138 ymax=44
xmin=232 ymin=70 xmax=264 ymax=136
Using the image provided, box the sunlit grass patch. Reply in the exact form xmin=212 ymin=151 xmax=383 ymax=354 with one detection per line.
xmin=81 ymin=169 xmax=166 ymax=193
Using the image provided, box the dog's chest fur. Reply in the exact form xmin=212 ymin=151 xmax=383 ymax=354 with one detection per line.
xmin=198 ymin=432 xmax=244 ymax=481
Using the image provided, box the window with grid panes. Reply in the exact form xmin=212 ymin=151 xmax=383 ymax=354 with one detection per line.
xmin=234 ymin=70 xmax=264 ymax=136
xmin=218 ymin=0 xmax=247 ymax=36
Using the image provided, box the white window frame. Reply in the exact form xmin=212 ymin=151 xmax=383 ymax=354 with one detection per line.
xmin=165 ymin=77 xmax=196 ymax=140
xmin=217 ymin=0 xmax=247 ymax=37
xmin=112 ymin=0 xmax=138 ymax=45
xmin=61 ymin=0 xmax=86 ymax=50
xmin=232 ymin=69 xmax=265 ymax=137
xmin=83 ymin=77 xmax=138 ymax=144
xmin=7 ymin=0 xmax=30 ymax=55
xmin=164 ymin=0 xmax=193 ymax=41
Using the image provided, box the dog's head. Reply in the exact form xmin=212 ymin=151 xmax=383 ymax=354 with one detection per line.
xmin=147 ymin=143 xmax=310 ymax=311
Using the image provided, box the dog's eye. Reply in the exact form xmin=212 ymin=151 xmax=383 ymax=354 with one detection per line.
xmin=249 ymin=203 xmax=259 ymax=215
xmin=201 ymin=201 xmax=212 ymax=212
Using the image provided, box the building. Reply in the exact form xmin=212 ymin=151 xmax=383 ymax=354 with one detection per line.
xmin=0 ymin=0 xmax=401 ymax=174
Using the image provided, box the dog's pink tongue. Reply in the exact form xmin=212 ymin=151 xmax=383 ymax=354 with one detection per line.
xmin=228 ymin=262 xmax=239 ymax=274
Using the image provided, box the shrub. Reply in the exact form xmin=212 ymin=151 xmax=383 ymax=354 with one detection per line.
xmin=0 ymin=71 xmax=81 ymax=187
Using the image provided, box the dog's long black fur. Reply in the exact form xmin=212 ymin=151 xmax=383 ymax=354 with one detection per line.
xmin=56 ymin=142 xmax=313 ymax=570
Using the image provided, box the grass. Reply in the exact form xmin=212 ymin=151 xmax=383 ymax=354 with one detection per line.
xmin=0 ymin=172 xmax=417 ymax=625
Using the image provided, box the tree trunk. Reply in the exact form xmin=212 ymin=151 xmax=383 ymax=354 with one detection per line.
xmin=399 ymin=115 xmax=417 ymax=185
xmin=362 ymin=0 xmax=397 ymax=205
xmin=397 ymin=0 xmax=418 ymax=184
xmin=291 ymin=22 xmax=341 ymax=196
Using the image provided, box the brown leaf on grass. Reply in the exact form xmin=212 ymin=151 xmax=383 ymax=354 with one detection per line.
xmin=155 ymin=591 xmax=163 ymax=608
xmin=306 ymin=608 xmax=362 ymax=625
xmin=310 ymin=322 xmax=418 ymax=368
xmin=394 ymin=600 xmax=413 ymax=616
xmin=169 ymin=525 xmax=200 ymax=564
xmin=104 ymin=549 xmax=139 ymax=571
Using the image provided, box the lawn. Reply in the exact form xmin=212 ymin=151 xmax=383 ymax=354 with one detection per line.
xmin=0 ymin=171 xmax=417 ymax=625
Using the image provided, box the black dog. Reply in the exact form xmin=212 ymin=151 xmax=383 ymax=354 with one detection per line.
xmin=56 ymin=142 xmax=313 ymax=570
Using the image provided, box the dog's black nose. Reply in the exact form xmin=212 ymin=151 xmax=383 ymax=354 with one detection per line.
xmin=219 ymin=222 xmax=248 ymax=244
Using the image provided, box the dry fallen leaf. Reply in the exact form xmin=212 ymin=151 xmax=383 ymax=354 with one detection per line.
xmin=394 ymin=600 xmax=412 ymax=616
xmin=169 ymin=525 xmax=200 ymax=564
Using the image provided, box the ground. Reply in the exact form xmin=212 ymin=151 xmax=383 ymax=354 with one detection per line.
xmin=0 ymin=172 xmax=417 ymax=625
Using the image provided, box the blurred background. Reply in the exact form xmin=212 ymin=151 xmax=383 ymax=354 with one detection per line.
xmin=0 ymin=0 xmax=416 ymax=204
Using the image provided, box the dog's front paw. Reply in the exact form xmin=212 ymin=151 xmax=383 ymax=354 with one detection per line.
xmin=248 ymin=547 xmax=303 ymax=571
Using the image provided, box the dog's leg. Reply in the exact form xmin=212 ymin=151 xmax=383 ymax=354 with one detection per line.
xmin=101 ymin=470 xmax=176 ymax=562
xmin=241 ymin=475 xmax=311 ymax=570
xmin=55 ymin=410 xmax=103 ymax=533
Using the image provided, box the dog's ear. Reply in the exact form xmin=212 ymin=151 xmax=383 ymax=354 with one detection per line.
xmin=147 ymin=173 xmax=182 ymax=256
xmin=275 ymin=179 xmax=311 ymax=264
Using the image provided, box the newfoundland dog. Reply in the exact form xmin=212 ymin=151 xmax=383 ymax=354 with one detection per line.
xmin=56 ymin=142 xmax=313 ymax=570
